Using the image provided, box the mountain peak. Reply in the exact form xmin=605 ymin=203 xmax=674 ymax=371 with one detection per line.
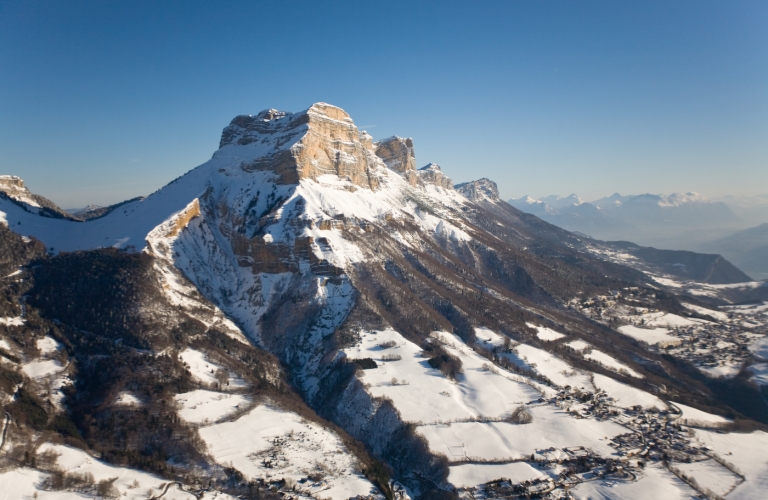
xmin=455 ymin=178 xmax=499 ymax=202
xmin=0 ymin=175 xmax=34 ymax=205
xmin=219 ymin=103 xmax=384 ymax=190
xmin=417 ymin=163 xmax=453 ymax=189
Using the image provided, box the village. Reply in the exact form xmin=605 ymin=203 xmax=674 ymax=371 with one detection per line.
xmin=573 ymin=286 xmax=767 ymax=380
xmin=452 ymin=386 xmax=731 ymax=499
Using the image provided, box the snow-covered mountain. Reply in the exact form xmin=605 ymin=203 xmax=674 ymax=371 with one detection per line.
xmin=3 ymin=103 xmax=768 ymax=499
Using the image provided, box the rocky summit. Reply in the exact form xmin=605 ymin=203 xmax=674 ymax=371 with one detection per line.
xmin=2 ymin=103 xmax=768 ymax=500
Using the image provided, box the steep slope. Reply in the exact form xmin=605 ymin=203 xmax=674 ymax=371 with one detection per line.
xmin=603 ymin=242 xmax=754 ymax=284
xmin=0 ymin=224 xmax=387 ymax=499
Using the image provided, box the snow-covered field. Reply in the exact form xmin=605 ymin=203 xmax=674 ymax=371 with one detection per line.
xmin=0 ymin=443 xmax=208 ymax=500
xmin=114 ymin=391 xmax=142 ymax=407
xmin=564 ymin=338 xmax=643 ymax=378
xmin=0 ymin=316 xmax=24 ymax=326
xmin=583 ymin=349 xmax=643 ymax=379
xmin=198 ymin=401 xmax=380 ymax=499
xmin=674 ymin=460 xmax=741 ymax=497
xmin=672 ymin=402 xmax=731 ymax=427
xmin=525 ymin=323 xmax=566 ymax=341
xmin=692 ymin=429 xmax=768 ymax=499
xmin=174 ymin=389 xmax=250 ymax=425
xmin=22 ymin=359 xmax=63 ymax=378
xmin=683 ymin=303 xmax=729 ymax=322
xmin=591 ymin=374 xmax=665 ymax=409
xmin=571 ymin=463 xmax=697 ymax=499
xmin=639 ymin=312 xmax=705 ymax=329
xmin=37 ymin=335 xmax=62 ymax=355
xmin=566 ymin=339 xmax=590 ymax=351
xmin=179 ymin=348 xmax=247 ymax=389
xmin=417 ymin=404 xmax=626 ymax=461
xmin=342 ymin=329 xmax=539 ymax=423
xmin=511 ymin=343 xmax=592 ymax=390
xmin=617 ymin=325 xmax=679 ymax=346
xmin=447 ymin=462 xmax=545 ymax=488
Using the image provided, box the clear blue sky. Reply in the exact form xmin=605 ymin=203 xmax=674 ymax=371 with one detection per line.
xmin=1 ymin=0 xmax=766 ymax=207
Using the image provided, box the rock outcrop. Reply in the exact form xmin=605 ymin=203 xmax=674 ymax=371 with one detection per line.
xmin=0 ymin=175 xmax=77 ymax=220
xmin=418 ymin=163 xmax=453 ymax=189
xmin=374 ymin=136 xmax=419 ymax=186
xmin=0 ymin=175 xmax=36 ymax=205
xmin=455 ymin=178 xmax=499 ymax=202
xmin=223 ymin=103 xmax=383 ymax=190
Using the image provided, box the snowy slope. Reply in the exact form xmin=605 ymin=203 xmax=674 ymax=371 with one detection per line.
xmin=198 ymin=401 xmax=382 ymax=499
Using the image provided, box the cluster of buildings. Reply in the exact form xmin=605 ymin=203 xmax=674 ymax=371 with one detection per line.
xmin=454 ymin=390 xmax=718 ymax=499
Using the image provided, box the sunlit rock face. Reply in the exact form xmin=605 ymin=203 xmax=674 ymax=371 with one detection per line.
xmin=374 ymin=136 xmax=419 ymax=186
xmin=0 ymin=175 xmax=35 ymax=203
xmin=455 ymin=178 xmax=500 ymax=202
xmin=220 ymin=103 xmax=383 ymax=190
xmin=418 ymin=163 xmax=454 ymax=190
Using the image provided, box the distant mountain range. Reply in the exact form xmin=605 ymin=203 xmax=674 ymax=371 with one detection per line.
xmin=510 ymin=192 xmax=768 ymax=280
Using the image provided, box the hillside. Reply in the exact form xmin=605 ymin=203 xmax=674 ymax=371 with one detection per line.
xmin=698 ymin=223 xmax=768 ymax=281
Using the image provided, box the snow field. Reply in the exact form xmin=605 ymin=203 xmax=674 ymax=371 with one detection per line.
xmin=699 ymin=363 xmax=742 ymax=378
xmin=570 ymin=463 xmax=698 ymax=500
xmin=0 ymin=443 xmax=202 ymax=500
xmin=692 ymin=429 xmax=768 ymax=499
xmin=174 ymin=389 xmax=250 ymax=425
xmin=0 ymin=316 xmax=24 ymax=326
xmin=673 ymin=460 xmax=741 ymax=497
xmin=475 ymin=328 xmax=590 ymax=391
xmin=37 ymin=335 xmax=62 ymax=355
xmin=343 ymin=329 xmax=539 ymax=423
xmin=582 ymin=349 xmax=643 ymax=379
xmin=198 ymin=401 xmax=380 ymax=499
xmin=683 ymin=303 xmax=729 ymax=322
xmin=416 ymin=404 xmax=627 ymax=461
xmin=471 ymin=330 xmax=664 ymax=410
xmin=512 ymin=343 xmax=593 ymax=390
xmin=640 ymin=312 xmax=705 ymax=328
xmin=565 ymin=340 xmax=590 ymax=351
xmin=525 ymin=322 xmax=566 ymax=341
xmin=178 ymin=348 xmax=247 ymax=389
xmin=447 ymin=462 xmax=545 ymax=488
xmin=617 ymin=324 xmax=679 ymax=346
xmin=591 ymin=374 xmax=666 ymax=410
xmin=651 ymin=275 xmax=685 ymax=288
xmin=22 ymin=359 xmax=63 ymax=379
xmin=671 ymin=402 xmax=731 ymax=427
xmin=114 ymin=392 xmax=143 ymax=407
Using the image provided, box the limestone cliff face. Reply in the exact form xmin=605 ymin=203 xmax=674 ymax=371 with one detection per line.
xmin=418 ymin=163 xmax=453 ymax=189
xmin=455 ymin=178 xmax=500 ymax=202
xmin=0 ymin=175 xmax=76 ymax=219
xmin=374 ymin=136 xmax=419 ymax=186
xmin=0 ymin=175 xmax=31 ymax=200
xmin=221 ymin=103 xmax=383 ymax=190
